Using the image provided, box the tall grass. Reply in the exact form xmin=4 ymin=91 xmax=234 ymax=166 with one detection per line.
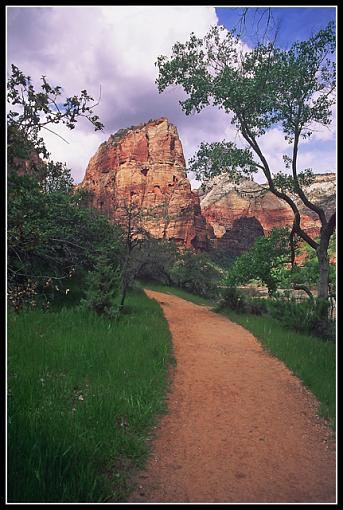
xmin=221 ymin=310 xmax=336 ymax=429
xmin=7 ymin=289 xmax=173 ymax=502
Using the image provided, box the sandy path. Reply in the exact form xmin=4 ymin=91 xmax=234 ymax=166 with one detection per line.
xmin=129 ymin=290 xmax=336 ymax=503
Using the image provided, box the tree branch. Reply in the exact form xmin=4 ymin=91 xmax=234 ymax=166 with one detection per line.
xmin=41 ymin=126 xmax=70 ymax=144
xmin=291 ymin=130 xmax=326 ymax=225
xmin=293 ymin=283 xmax=314 ymax=300
xmin=238 ymin=117 xmax=319 ymax=249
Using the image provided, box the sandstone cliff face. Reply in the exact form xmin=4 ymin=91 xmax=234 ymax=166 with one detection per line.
xmin=80 ymin=118 xmax=335 ymax=256
xmin=199 ymin=173 xmax=336 ymax=241
xmin=79 ymin=118 xmax=209 ymax=249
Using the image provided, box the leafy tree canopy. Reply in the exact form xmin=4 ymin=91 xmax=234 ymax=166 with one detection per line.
xmin=226 ymin=228 xmax=291 ymax=295
xmin=156 ymin=22 xmax=336 ymax=301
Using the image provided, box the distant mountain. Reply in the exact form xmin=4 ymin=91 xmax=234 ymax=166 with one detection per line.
xmin=198 ymin=172 xmax=336 ymax=243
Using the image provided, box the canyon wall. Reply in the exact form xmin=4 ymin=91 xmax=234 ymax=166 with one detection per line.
xmin=199 ymin=173 xmax=336 ymax=244
xmin=79 ymin=118 xmax=211 ymax=249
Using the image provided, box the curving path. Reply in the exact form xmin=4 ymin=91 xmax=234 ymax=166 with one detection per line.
xmin=129 ymin=290 xmax=336 ymax=503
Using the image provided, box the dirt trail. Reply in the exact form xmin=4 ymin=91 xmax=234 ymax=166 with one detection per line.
xmin=129 ymin=290 xmax=336 ymax=503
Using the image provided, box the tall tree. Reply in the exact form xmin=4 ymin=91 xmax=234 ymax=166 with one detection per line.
xmin=6 ymin=65 xmax=123 ymax=310
xmin=7 ymin=64 xmax=103 ymax=166
xmin=155 ymin=22 xmax=336 ymax=301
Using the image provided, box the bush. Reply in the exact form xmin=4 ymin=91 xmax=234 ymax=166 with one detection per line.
xmin=81 ymin=250 xmax=122 ymax=318
xmin=217 ymin=287 xmax=267 ymax=315
xmin=241 ymin=299 xmax=268 ymax=315
xmin=217 ymin=286 xmax=244 ymax=311
xmin=170 ymin=250 xmax=221 ymax=298
xmin=134 ymin=239 xmax=178 ymax=285
xmin=267 ymin=297 xmax=335 ymax=341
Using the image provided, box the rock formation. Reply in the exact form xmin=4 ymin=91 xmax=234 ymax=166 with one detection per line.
xmin=79 ymin=117 xmax=335 ymax=258
xmin=79 ymin=118 xmax=211 ymax=249
xmin=199 ymin=172 xmax=336 ymax=241
xmin=216 ymin=217 xmax=265 ymax=258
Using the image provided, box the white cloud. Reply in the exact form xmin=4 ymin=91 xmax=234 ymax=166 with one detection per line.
xmin=7 ymin=6 xmax=336 ymax=187
xmin=7 ymin=6 xmax=220 ymax=183
xmin=98 ymin=6 xmax=218 ymax=80
xmin=41 ymin=122 xmax=105 ymax=183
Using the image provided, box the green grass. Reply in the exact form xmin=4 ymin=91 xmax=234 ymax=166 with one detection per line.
xmin=138 ymin=280 xmax=214 ymax=306
xmin=7 ymin=288 xmax=173 ymax=502
xmin=221 ymin=310 xmax=336 ymax=429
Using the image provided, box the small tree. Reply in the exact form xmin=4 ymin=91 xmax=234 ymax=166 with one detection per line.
xmin=7 ymin=64 xmax=103 ymax=166
xmin=156 ymin=23 xmax=336 ymax=305
xmin=115 ymin=194 xmax=149 ymax=309
xmin=81 ymin=246 xmax=122 ymax=317
xmin=170 ymin=249 xmax=221 ymax=298
xmin=226 ymin=228 xmax=291 ymax=295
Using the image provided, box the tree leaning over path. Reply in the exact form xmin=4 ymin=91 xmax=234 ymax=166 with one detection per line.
xmin=155 ymin=22 xmax=336 ymax=302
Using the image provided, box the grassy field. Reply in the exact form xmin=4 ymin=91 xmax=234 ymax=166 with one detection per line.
xmin=7 ymin=289 xmax=173 ymax=502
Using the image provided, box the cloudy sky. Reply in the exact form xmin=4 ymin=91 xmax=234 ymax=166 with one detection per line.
xmin=7 ymin=6 xmax=336 ymax=187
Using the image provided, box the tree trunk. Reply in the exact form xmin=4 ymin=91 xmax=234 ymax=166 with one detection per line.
xmin=119 ymin=282 xmax=127 ymax=309
xmin=317 ymin=241 xmax=330 ymax=300
xmin=119 ymin=250 xmax=131 ymax=309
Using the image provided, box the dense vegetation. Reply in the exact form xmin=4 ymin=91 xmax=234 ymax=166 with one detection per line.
xmin=6 ymin=66 xmax=175 ymax=503
xmin=220 ymin=228 xmax=336 ymax=340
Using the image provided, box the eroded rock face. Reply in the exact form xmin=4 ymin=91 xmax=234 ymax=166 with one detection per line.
xmin=199 ymin=173 xmax=336 ymax=240
xmin=79 ymin=118 xmax=209 ymax=249
xmin=217 ymin=217 xmax=265 ymax=258
xmin=79 ymin=118 xmax=335 ymax=256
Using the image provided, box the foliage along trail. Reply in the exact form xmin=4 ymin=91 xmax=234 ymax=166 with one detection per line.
xmin=129 ymin=290 xmax=335 ymax=503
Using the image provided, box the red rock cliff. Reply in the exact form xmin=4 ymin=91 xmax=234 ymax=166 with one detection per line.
xmin=199 ymin=173 xmax=336 ymax=241
xmin=79 ymin=118 xmax=210 ymax=249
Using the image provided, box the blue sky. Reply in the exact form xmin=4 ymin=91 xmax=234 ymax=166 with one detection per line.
xmin=216 ymin=7 xmax=336 ymax=48
xmin=7 ymin=6 xmax=336 ymax=186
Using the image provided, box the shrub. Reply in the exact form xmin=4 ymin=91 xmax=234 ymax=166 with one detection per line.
xmin=217 ymin=286 xmax=245 ymax=311
xmin=267 ymin=297 xmax=335 ymax=341
xmin=241 ymin=299 xmax=268 ymax=315
xmin=170 ymin=250 xmax=220 ymax=298
xmin=217 ymin=287 xmax=267 ymax=315
xmin=134 ymin=239 xmax=178 ymax=285
xmin=81 ymin=250 xmax=122 ymax=318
